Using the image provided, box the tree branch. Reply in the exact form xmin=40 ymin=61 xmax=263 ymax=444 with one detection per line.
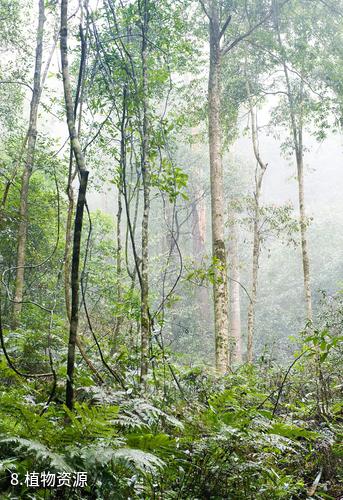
xmin=219 ymin=14 xmax=232 ymax=39
xmin=222 ymin=0 xmax=291 ymax=56
xmin=199 ymin=0 xmax=211 ymax=20
xmin=0 ymin=80 xmax=33 ymax=92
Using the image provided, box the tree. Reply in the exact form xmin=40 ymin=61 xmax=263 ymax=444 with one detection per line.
xmin=139 ymin=0 xmax=151 ymax=384
xmin=60 ymin=0 xmax=89 ymax=410
xmin=245 ymin=78 xmax=267 ymax=363
xmin=200 ymin=0 xmax=287 ymax=372
xmin=12 ymin=0 xmax=46 ymax=325
xmin=227 ymin=202 xmax=242 ymax=364
xmin=200 ymin=0 xmax=231 ymax=373
xmin=274 ymin=5 xmax=313 ymax=321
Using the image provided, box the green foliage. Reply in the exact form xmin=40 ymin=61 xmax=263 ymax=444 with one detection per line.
xmin=304 ymin=328 xmax=343 ymax=363
xmin=241 ymin=198 xmax=300 ymax=247
xmin=185 ymin=256 xmax=226 ymax=287
xmin=0 ymin=0 xmax=343 ymax=498
xmin=0 ymin=342 xmax=342 ymax=498
xmin=151 ymin=160 xmax=188 ymax=202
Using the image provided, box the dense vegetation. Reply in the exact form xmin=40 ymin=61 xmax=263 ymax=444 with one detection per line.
xmin=0 ymin=0 xmax=342 ymax=498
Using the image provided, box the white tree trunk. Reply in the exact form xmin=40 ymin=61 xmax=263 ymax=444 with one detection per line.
xmin=227 ymin=207 xmax=242 ymax=364
xmin=208 ymin=0 xmax=229 ymax=373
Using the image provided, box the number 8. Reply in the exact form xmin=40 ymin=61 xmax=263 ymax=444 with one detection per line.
xmin=10 ymin=473 xmax=19 ymax=486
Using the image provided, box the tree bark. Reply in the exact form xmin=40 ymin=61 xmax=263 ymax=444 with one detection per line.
xmin=275 ymin=18 xmax=313 ymax=321
xmin=227 ymin=206 xmax=242 ymax=364
xmin=60 ymin=0 xmax=89 ymax=410
xmin=140 ymin=0 xmax=150 ymax=383
xmin=207 ymin=0 xmax=229 ymax=373
xmin=296 ymin=138 xmax=313 ymax=321
xmin=1 ymin=27 xmax=58 ymax=232
xmin=246 ymin=211 xmax=260 ymax=363
xmin=286 ymin=85 xmax=312 ymax=322
xmin=64 ymin=156 xmax=75 ymax=323
xmin=112 ymin=190 xmax=123 ymax=345
xmin=246 ymin=79 xmax=266 ymax=363
xmin=12 ymin=0 xmax=45 ymax=325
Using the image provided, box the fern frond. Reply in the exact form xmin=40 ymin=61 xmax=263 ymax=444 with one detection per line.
xmin=0 ymin=437 xmax=72 ymax=472
xmin=76 ymin=442 xmax=164 ymax=475
xmin=113 ymin=447 xmax=165 ymax=474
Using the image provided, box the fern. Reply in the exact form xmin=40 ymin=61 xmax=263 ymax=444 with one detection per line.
xmin=113 ymin=447 xmax=165 ymax=474
xmin=0 ymin=437 xmax=72 ymax=472
xmin=113 ymin=398 xmax=183 ymax=431
xmin=75 ymin=442 xmax=164 ymax=474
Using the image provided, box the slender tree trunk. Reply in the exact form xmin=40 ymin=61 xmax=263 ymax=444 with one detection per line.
xmin=116 ymin=193 xmax=122 ymax=288
xmin=61 ymin=0 xmax=89 ymax=410
xmin=113 ymin=85 xmax=130 ymax=345
xmin=208 ymin=0 xmax=229 ymax=373
xmin=202 ymin=0 xmax=286 ymax=369
xmin=246 ymin=80 xmax=267 ymax=363
xmin=63 ymin=195 xmax=73 ymax=322
xmin=1 ymin=24 xmax=58 ymax=231
xmin=125 ymin=180 xmax=140 ymax=289
xmin=227 ymin=206 xmax=242 ymax=364
xmin=1 ymin=180 xmax=12 ymax=214
xmin=12 ymin=0 xmax=45 ymax=325
xmin=296 ymin=128 xmax=312 ymax=321
xmin=246 ymin=212 xmax=260 ymax=363
xmin=64 ymin=155 xmax=75 ymax=323
xmin=164 ymin=197 xmax=178 ymax=255
xmin=63 ymin=163 xmax=102 ymax=382
xmin=112 ymin=190 xmax=123 ymax=343
xmin=140 ymin=0 xmax=150 ymax=383
xmin=275 ymin=17 xmax=313 ymax=321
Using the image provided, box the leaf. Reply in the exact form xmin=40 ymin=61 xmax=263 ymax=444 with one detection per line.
xmin=269 ymin=423 xmax=318 ymax=440
xmin=0 ymin=437 xmax=72 ymax=472
xmin=113 ymin=448 xmax=165 ymax=474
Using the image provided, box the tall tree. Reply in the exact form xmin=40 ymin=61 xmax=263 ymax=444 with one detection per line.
xmin=274 ymin=4 xmax=313 ymax=321
xmin=139 ymin=0 xmax=151 ymax=383
xmin=201 ymin=0 xmax=230 ymax=373
xmin=12 ymin=0 xmax=45 ymax=325
xmin=227 ymin=203 xmax=242 ymax=364
xmin=87 ymin=0 xmax=191 ymax=380
xmin=200 ymin=0 xmax=282 ymax=372
xmin=60 ymin=0 xmax=89 ymax=410
xmin=245 ymin=79 xmax=267 ymax=362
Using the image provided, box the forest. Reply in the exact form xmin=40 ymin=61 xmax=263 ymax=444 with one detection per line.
xmin=0 ymin=0 xmax=342 ymax=498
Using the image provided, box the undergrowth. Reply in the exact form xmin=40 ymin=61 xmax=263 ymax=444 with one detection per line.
xmin=0 ymin=331 xmax=342 ymax=498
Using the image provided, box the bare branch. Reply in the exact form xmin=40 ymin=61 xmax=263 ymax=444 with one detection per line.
xmin=222 ymin=0 xmax=291 ymax=56
xmin=219 ymin=14 xmax=232 ymax=39
xmin=199 ymin=0 xmax=211 ymax=20
xmin=0 ymin=80 xmax=33 ymax=92
xmin=318 ymin=0 xmax=343 ymax=17
xmin=246 ymin=41 xmax=326 ymax=100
